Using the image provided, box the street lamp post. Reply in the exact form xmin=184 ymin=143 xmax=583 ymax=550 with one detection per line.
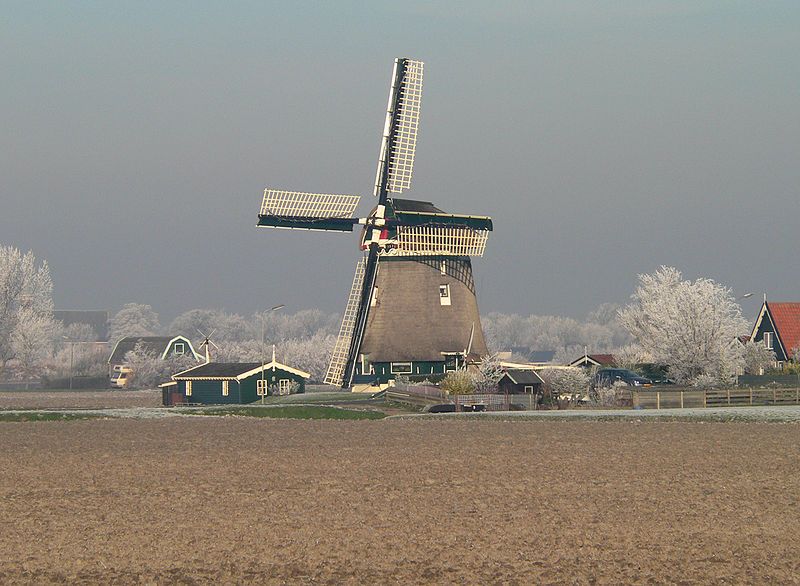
xmin=261 ymin=304 xmax=285 ymax=403
xmin=62 ymin=336 xmax=75 ymax=390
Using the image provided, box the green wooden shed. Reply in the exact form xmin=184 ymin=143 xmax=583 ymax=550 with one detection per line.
xmin=161 ymin=361 xmax=311 ymax=405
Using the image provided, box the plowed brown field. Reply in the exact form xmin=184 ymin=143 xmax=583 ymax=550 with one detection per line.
xmin=1 ymin=418 xmax=798 ymax=584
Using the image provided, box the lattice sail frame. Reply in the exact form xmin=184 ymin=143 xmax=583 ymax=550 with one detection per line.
xmin=390 ymin=225 xmax=489 ymax=257
xmin=260 ymin=189 xmax=360 ymax=218
xmin=387 ymin=60 xmax=424 ymax=194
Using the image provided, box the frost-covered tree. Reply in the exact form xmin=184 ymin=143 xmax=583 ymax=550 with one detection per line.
xmin=123 ymin=342 xmax=195 ymax=389
xmin=472 ymin=353 xmax=504 ymax=394
xmin=618 ymin=266 xmax=748 ymax=385
xmin=62 ymin=322 xmax=99 ymax=342
xmin=612 ymin=344 xmax=652 ymax=371
xmin=108 ymin=303 xmax=161 ymax=344
xmin=741 ymin=340 xmax=775 ymax=375
xmin=169 ymin=309 xmax=251 ymax=343
xmin=539 ymin=367 xmax=590 ymax=399
xmin=481 ymin=305 xmax=630 ymax=361
xmin=11 ymin=307 xmax=59 ymax=375
xmin=0 ymin=245 xmax=56 ymax=375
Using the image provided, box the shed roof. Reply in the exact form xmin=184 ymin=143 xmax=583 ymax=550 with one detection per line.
xmin=173 ymin=361 xmax=311 ymax=380
xmin=502 ymin=369 xmax=544 ymax=385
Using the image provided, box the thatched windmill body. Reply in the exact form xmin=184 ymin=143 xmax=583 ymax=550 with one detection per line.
xmin=257 ymin=59 xmax=492 ymax=387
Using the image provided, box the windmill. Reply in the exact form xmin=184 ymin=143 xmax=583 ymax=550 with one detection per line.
xmin=257 ymin=58 xmax=493 ymax=388
xmin=196 ymin=329 xmax=219 ymax=363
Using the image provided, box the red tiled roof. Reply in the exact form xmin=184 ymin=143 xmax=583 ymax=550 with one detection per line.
xmin=589 ymin=354 xmax=616 ymax=365
xmin=769 ymin=303 xmax=800 ymax=358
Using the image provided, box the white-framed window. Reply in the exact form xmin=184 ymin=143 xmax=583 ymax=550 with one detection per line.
xmin=439 ymin=284 xmax=451 ymax=306
xmin=371 ymin=286 xmax=378 ymax=307
xmin=524 ymin=385 xmax=534 ymax=394
xmin=257 ymin=379 xmax=267 ymax=396
xmin=764 ymin=332 xmax=773 ymax=350
xmin=222 ymin=380 xmax=229 ymax=396
xmin=174 ymin=342 xmax=185 ymax=355
xmin=279 ymin=379 xmax=290 ymax=394
xmin=440 ymin=260 xmax=447 ymax=275
xmin=185 ymin=380 xmax=192 ymax=396
xmin=391 ymin=362 xmax=412 ymax=374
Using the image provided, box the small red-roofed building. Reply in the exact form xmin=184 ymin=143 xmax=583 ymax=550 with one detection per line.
xmin=750 ymin=301 xmax=800 ymax=366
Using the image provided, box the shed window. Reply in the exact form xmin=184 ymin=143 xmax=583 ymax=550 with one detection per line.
xmin=764 ymin=332 xmax=773 ymax=350
xmin=391 ymin=362 xmax=412 ymax=374
xmin=257 ymin=379 xmax=267 ymax=396
xmin=278 ymin=379 xmax=290 ymax=395
xmin=222 ymin=380 xmax=229 ymax=396
xmin=439 ymin=284 xmax=451 ymax=306
xmin=185 ymin=381 xmax=192 ymax=397
xmin=174 ymin=342 xmax=185 ymax=355
xmin=524 ymin=385 xmax=534 ymax=394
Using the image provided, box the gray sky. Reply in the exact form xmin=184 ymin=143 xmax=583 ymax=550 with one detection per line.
xmin=2 ymin=1 xmax=797 ymax=323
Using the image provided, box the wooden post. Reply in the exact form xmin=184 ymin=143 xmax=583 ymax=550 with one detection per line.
xmin=703 ymin=390 xmax=707 ymax=408
xmin=749 ymin=389 xmax=753 ymax=406
xmin=680 ymin=391 xmax=684 ymax=409
xmin=796 ymin=387 xmax=799 ymax=405
xmin=656 ymin=391 xmax=660 ymax=410
xmin=727 ymin=389 xmax=730 ymax=406
xmin=773 ymin=388 xmax=776 ymax=405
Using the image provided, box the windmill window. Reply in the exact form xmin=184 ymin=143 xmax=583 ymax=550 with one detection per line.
xmin=440 ymin=260 xmax=447 ymax=275
xmin=439 ymin=284 xmax=451 ymax=306
xmin=764 ymin=332 xmax=773 ymax=350
xmin=185 ymin=381 xmax=192 ymax=397
xmin=371 ymin=286 xmax=378 ymax=307
xmin=221 ymin=380 xmax=229 ymax=396
xmin=174 ymin=343 xmax=185 ymax=355
xmin=391 ymin=362 xmax=412 ymax=374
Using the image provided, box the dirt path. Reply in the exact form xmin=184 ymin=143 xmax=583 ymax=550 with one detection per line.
xmin=1 ymin=418 xmax=798 ymax=583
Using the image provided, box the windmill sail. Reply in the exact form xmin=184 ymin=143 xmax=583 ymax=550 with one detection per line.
xmin=324 ymin=259 xmax=366 ymax=386
xmin=393 ymin=225 xmax=490 ymax=257
xmin=374 ymin=59 xmax=424 ymax=200
xmin=258 ymin=189 xmax=361 ymax=232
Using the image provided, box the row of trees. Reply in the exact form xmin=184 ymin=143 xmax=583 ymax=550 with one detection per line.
xmin=108 ymin=304 xmax=339 ymax=382
xmin=481 ymin=303 xmax=631 ymax=363
xmin=0 ymin=243 xmax=784 ymax=388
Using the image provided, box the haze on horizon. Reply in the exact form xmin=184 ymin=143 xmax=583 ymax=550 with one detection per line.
xmin=2 ymin=1 xmax=797 ymax=323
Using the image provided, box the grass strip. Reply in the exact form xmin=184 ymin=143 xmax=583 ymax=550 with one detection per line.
xmin=0 ymin=412 xmax=103 ymax=422
xmin=194 ymin=405 xmax=386 ymax=420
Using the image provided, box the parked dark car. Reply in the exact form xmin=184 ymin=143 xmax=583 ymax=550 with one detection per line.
xmin=593 ymin=368 xmax=652 ymax=388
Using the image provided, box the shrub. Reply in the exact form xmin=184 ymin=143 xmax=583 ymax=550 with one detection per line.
xmin=440 ymin=369 xmax=475 ymax=395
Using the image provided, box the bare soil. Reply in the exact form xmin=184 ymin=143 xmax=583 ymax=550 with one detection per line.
xmin=0 ymin=418 xmax=798 ymax=584
xmin=0 ymin=390 xmax=161 ymax=410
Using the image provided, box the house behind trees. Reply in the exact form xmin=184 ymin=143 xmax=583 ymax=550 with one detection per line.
xmin=750 ymin=301 xmax=800 ymax=367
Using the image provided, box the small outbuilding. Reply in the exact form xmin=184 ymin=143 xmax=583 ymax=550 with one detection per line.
xmin=161 ymin=361 xmax=311 ymax=406
xmin=498 ymin=369 xmax=544 ymax=395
